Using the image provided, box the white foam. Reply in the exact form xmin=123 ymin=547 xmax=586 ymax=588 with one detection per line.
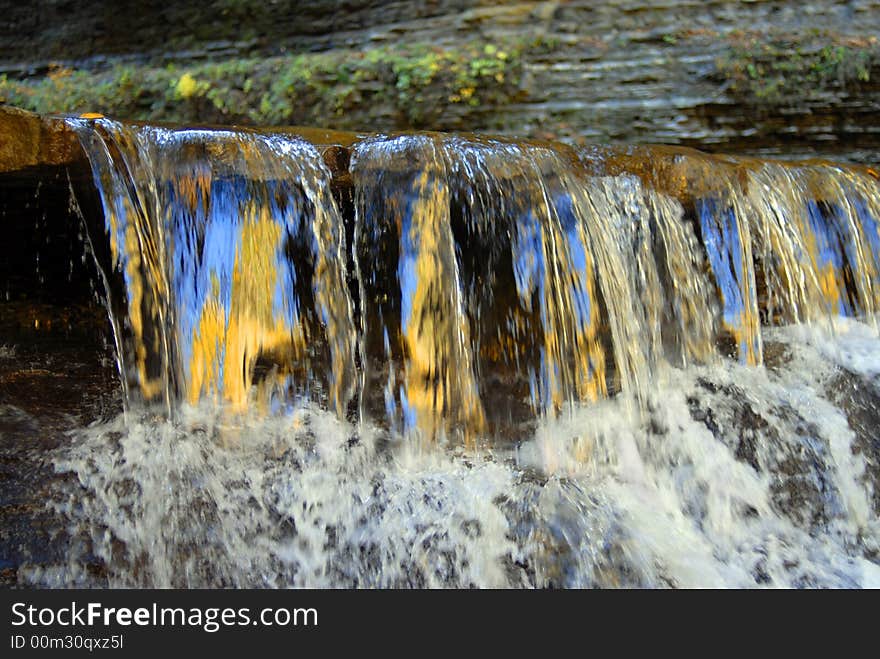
xmin=38 ymin=319 xmax=880 ymax=588
xmin=776 ymin=315 xmax=880 ymax=378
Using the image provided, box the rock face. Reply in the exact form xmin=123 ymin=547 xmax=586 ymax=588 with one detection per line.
xmin=1 ymin=1 xmax=879 ymax=163
xmin=1 ymin=1 xmax=877 ymax=65
xmin=0 ymin=107 xmax=82 ymax=174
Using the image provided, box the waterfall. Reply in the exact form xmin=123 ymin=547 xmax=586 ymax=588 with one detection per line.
xmin=69 ymin=118 xmax=357 ymax=419
xmin=69 ymin=118 xmax=880 ymax=440
xmin=28 ymin=117 xmax=878 ymax=588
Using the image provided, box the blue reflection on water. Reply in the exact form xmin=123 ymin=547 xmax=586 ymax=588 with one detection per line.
xmin=109 ymin=191 xmax=133 ymax=292
xmin=513 ymin=208 xmax=545 ymax=319
xmin=556 ymin=192 xmax=592 ymax=331
xmin=397 ymin=178 xmax=420 ymax=336
xmin=854 ymin=195 xmax=880 ymax=296
xmin=166 ymin=175 xmax=305 ymax=386
xmin=697 ymin=198 xmax=760 ymax=359
xmin=855 ymin=197 xmax=880 ymax=262
xmin=806 ymin=199 xmax=850 ymax=316
xmin=698 ymin=199 xmax=746 ymax=330
xmin=514 ymin=191 xmax=595 ymax=410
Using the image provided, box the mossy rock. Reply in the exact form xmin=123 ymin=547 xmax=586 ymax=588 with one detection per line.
xmin=0 ymin=41 xmax=525 ymax=133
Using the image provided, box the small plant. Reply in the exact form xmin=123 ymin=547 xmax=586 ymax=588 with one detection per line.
xmin=718 ymin=36 xmax=879 ymax=105
xmin=174 ymin=73 xmax=209 ymax=100
xmin=0 ymin=40 xmax=524 ymax=131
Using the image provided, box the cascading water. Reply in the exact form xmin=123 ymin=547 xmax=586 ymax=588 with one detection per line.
xmin=27 ymin=117 xmax=880 ymax=587
xmin=69 ymin=119 xmax=357 ymax=417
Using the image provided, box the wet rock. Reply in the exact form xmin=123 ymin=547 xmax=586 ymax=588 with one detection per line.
xmin=2 ymin=2 xmax=879 ymax=161
xmin=688 ymin=377 xmax=836 ymax=530
xmin=826 ymin=370 xmax=880 ymax=515
xmin=0 ymin=106 xmax=83 ymax=174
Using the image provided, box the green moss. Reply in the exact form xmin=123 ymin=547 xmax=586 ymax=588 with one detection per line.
xmin=0 ymin=40 xmax=524 ymax=131
xmin=718 ymin=37 xmax=879 ymax=105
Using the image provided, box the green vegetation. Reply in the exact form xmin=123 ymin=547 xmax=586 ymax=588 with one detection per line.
xmin=0 ymin=41 xmax=524 ymax=131
xmin=3 ymin=29 xmax=875 ymax=139
xmin=718 ymin=36 xmax=879 ymax=105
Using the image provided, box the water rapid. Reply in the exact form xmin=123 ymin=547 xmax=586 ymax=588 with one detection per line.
xmin=27 ymin=117 xmax=880 ymax=587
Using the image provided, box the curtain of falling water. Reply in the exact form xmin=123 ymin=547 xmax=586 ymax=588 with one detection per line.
xmin=68 ymin=118 xmax=356 ymax=417
xmin=586 ymin=147 xmax=880 ymax=359
xmin=744 ymin=162 xmax=880 ymax=324
xmin=352 ymin=135 xmax=718 ymax=437
xmin=351 ymin=136 xmax=486 ymax=440
xmin=68 ymin=118 xmax=880 ymax=441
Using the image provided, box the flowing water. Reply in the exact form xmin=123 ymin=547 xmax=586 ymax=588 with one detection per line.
xmin=20 ymin=117 xmax=880 ymax=587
